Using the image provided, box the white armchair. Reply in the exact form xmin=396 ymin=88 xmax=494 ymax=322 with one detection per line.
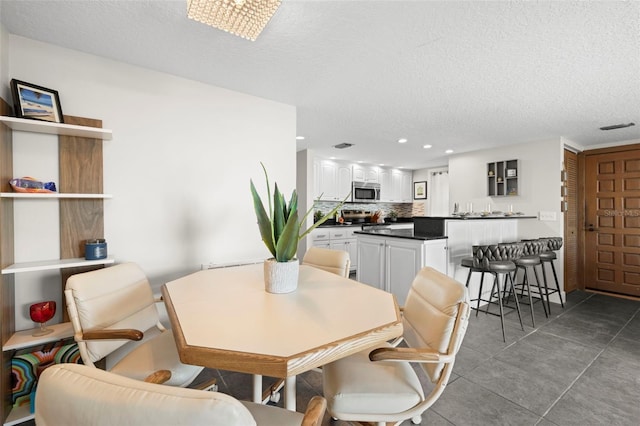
xmin=322 ymin=267 xmax=470 ymax=425
xmin=36 ymin=363 xmax=326 ymax=426
xmin=64 ymin=262 xmax=214 ymax=389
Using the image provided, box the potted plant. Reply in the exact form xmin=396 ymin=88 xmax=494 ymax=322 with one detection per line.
xmin=250 ymin=163 xmax=345 ymax=293
xmin=387 ymin=210 xmax=398 ymax=222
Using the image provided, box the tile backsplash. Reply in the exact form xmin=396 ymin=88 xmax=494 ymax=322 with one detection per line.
xmin=313 ymin=201 xmax=422 ymax=219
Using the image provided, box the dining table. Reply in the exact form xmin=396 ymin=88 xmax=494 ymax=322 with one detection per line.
xmin=162 ymin=262 xmax=403 ymax=411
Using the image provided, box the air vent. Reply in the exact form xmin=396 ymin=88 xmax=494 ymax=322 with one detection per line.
xmin=334 ymin=143 xmax=354 ymax=149
xmin=599 ymin=122 xmax=635 ymax=131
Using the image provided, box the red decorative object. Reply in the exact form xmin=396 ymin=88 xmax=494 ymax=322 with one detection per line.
xmin=29 ymin=301 xmax=56 ymax=336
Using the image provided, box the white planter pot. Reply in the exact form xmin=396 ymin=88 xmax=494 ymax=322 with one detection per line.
xmin=264 ymin=258 xmax=299 ymax=294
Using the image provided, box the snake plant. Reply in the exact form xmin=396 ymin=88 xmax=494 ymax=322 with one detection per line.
xmin=251 ymin=163 xmax=345 ymax=262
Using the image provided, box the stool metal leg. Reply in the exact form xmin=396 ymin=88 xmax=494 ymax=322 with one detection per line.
xmin=532 ymin=264 xmax=549 ymax=317
xmin=507 ymin=272 xmax=525 ymax=331
xmin=548 ymin=259 xmax=565 ymax=308
xmin=493 ymin=273 xmax=506 ymax=342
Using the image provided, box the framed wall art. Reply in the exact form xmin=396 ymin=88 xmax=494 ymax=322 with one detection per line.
xmin=10 ymin=79 xmax=64 ymax=123
xmin=413 ymin=181 xmax=427 ymax=199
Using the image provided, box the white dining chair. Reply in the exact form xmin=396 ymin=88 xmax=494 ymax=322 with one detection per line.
xmin=36 ymin=363 xmax=326 ymax=426
xmin=322 ymin=267 xmax=470 ymax=425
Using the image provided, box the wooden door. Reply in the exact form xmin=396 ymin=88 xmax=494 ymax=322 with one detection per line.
xmin=564 ymin=149 xmax=579 ymax=292
xmin=584 ymin=148 xmax=640 ymax=297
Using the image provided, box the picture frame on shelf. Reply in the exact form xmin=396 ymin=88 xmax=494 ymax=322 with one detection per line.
xmin=10 ymin=79 xmax=64 ymax=123
xmin=413 ymin=181 xmax=427 ymax=199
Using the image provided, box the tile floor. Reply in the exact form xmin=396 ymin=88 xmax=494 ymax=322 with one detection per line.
xmin=203 ymin=290 xmax=640 ymax=425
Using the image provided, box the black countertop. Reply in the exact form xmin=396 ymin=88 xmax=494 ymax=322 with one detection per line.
xmin=355 ymin=228 xmax=448 ymax=241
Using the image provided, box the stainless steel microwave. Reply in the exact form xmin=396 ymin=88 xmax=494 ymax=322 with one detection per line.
xmin=352 ymin=181 xmax=381 ymax=202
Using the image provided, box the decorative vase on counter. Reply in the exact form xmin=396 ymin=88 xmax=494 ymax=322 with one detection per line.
xmin=264 ymin=258 xmax=299 ymax=294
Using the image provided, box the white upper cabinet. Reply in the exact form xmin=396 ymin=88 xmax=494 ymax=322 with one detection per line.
xmin=380 ymin=168 xmax=412 ymax=202
xmin=379 ymin=169 xmax=392 ymax=201
xmin=314 ymin=158 xmax=352 ymax=201
xmin=352 ymin=165 xmax=379 ymax=183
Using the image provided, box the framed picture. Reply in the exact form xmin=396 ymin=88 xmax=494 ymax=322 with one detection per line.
xmin=10 ymin=79 xmax=64 ymax=123
xmin=414 ymin=181 xmax=427 ymax=199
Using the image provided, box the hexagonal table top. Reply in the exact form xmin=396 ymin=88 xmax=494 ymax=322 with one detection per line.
xmin=162 ymin=263 xmax=402 ymax=378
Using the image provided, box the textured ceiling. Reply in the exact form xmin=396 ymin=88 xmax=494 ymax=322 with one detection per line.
xmin=2 ymin=0 xmax=639 ymax=169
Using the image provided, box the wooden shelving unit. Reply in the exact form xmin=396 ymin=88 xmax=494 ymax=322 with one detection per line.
xmin=0 ymin=113 xmax=112 ymax=425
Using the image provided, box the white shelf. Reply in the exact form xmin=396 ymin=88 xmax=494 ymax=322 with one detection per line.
xmin=3 ymin=322 xmax=74 ymax=351
xmin=0 ymin=116 xmax=112 ymax=140
xmin=0 ymin=192 xmax=112 ymax=199
xmin=2 ymin=256 xmax=115 ymax=275
xmin=4 ymin=404 xmax=33 ymax=426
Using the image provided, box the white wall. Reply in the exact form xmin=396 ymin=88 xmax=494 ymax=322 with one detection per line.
xmin=7 ymin=36 xmax=296 ymax=329
xmin=412 ymin=165 xmax=449 ymax=216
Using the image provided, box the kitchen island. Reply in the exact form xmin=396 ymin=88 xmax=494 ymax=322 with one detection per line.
xmin=355 ymin=228 xmax=448 ymax=305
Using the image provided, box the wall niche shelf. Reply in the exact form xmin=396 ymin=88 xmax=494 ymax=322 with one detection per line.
xmin=0 ymin=116 xmax=112 ymax=140
xmin=487 ymin=159 xmax=518 ymax=196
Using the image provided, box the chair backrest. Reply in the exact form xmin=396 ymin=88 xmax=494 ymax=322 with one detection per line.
xmin=540 ymin=236 xmax=563 ymax=251
xmin=497 ymin=242 xmax=524 ymax=260
xmin=402 ymin=267 xmax=470 ymax=383
xmin=36 ymin=363 xmax=257 ymax=426
xmin=302 ymin=247 xmax=350 ymax=277
xmin=65 ymin=262 xmax=160 ymax=365
xmin=522 ymin=239 xmax=546 ymax=255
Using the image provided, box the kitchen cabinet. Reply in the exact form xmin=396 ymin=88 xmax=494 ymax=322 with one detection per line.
xmin=356 ymin=234 xmax=447 ymax=305
xmin=308 ymin=227 xmax=357 ymax=271
xmin=352 ymin=165 xmax=379 ymax=183
xmin=488 ymin=159 xmax=518 ymax=196
xmin=0 ymin=114 xmax=112 ymax=425
xmin=379 ymin=168 xmax=412 ymax=202
xmin=314 ymin=159 xmax=351 ymax=201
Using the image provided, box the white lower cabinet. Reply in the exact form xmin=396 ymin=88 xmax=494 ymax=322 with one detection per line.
xmin=357 ymin=235 xmax=448 ymax=305
xmin=308 ymin=227 xmax=358 ymax=271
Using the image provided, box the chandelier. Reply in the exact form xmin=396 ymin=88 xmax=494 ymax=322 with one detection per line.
xmin=187 ymin=0 xmax=282 ymax=41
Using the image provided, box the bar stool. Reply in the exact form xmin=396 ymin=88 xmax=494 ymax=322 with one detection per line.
xmin=486 ymin=243 xmax=525 ymax=341
xmin=538 ymin=237 xmax=565 ymax=312
xmin=512 ymin=240 xmax=548 ymax=327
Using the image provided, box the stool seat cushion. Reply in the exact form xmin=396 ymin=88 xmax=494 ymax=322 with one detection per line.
xmin=515 ymin=255 xmax=541 ymax=266
xmin=489 ymin=260 xmax=516 ymax=272
xmin=539 ymin=252 xmax=557 ymax=261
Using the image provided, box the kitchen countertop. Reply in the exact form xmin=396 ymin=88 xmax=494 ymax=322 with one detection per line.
xmin=413 ymin=215 xmax=537 ymax=220
xmin=355 ymin=228 xmax=448 ymax=241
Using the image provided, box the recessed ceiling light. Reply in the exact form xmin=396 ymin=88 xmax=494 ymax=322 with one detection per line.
xmin=599 ymin=122 xmax=635 ymax=131
xmin=296 ymin=136 xmax=305 ymax=140
xmin=357 ymin=161 xmax=364 ymax=164
xmin=330 ymin=156 xmax=337 ymax=160
xmin=379 ymin=163 xmax=385 ymax=166
xmin=398 ymin=138 xmax=408 ymax=144
xmin=445 ymin=149 xmax=454 ymax=154
xmin=423 ymin=144 xmax=432 ymax=149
